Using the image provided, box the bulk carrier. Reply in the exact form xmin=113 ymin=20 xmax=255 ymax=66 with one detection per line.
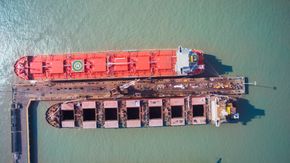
xmin=14 ymin=46 xmax=204 ymax=81
xmin=46 ymin=95 xmax=240 ymax=129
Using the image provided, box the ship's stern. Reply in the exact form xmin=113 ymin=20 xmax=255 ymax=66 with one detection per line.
xmin=175 ymin=46 xmax=205 ymax=75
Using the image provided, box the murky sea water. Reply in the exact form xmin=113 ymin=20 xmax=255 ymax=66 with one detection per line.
xmin=1 ymin=0 xmax=290 ymax=162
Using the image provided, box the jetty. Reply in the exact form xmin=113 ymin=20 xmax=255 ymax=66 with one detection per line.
xmin=11 ymin=76 xmax=245 ymax=163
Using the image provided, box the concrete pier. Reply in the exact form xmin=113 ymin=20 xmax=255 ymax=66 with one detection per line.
xmin=11 ymin=76 xmax=245 ymax=163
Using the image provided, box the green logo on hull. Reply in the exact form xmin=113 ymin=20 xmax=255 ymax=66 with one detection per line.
xmin=72 ymin=60 xmax=84 ymax=72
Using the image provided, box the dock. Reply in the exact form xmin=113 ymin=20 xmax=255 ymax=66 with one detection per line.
xmin=11 ymin=76 xmax=245 ymax=163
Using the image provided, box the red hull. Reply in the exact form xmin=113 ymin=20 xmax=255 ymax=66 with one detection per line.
xmin=14 ymin=48 xmax=204 ymax=81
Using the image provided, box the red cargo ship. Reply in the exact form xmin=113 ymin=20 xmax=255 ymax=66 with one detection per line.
xmin=14 ymin=46 xmax=204 ymax=81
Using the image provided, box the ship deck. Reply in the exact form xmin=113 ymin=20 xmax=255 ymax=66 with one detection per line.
xmin=11 ymin=76 xmax=245 ymax=163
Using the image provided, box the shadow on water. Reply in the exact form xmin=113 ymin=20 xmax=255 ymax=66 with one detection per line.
xmin=244 ymin=77 xmax=277 ymax=94
xmin=197 ymin=54 xmax=267 ymax=125
xmin=232 ymin=98 xmax=265 ymax=125
xmin=28 ymin=101 xmax=39 ymax=163
xmin=244 ymin=77 xmax=250 ymax=94
xmin=196 ymin=54 xmax=233 ymax=78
